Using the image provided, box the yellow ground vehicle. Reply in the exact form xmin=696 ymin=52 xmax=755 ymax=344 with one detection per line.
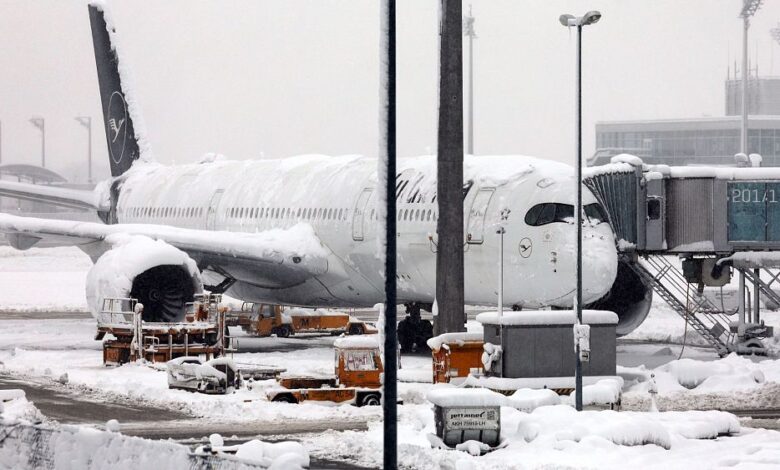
xmin=266 ymin=336 xmax=383 ymax=406
xmin=227 ymin=303 xmax=376 ymax=337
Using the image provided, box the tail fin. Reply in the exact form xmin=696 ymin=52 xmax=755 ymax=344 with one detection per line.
xmin=88 ymin=4 xmax=141 ymax=177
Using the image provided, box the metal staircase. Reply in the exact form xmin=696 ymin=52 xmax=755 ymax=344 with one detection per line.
xmin=742 ymin=269 xmax=780 ymax=310
xmin=629 ymin=255 xmax=734 ymax=356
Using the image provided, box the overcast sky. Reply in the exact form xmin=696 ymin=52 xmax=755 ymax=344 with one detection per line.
xmin=1 ymin=0 xmax=779 ymax=183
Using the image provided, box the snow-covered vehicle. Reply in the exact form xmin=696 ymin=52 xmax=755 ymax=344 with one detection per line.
xmin=166 ymin=357 xmax=240 ymax=394
xmin=266 ymin=336 xmax=383 ymax=406
xmin=226 ymin=303 xmax=376 ymax=338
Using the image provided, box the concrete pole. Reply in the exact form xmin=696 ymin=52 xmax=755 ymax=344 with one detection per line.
xmin=741 ymin=16 xmax=749 ymax=154
xmin=465 ymin=5 xmax=475 ymax=155
xmin=435 ymin=0 xmax=465 ymax=336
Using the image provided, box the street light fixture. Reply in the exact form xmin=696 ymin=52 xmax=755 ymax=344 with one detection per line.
xmin=559 ymin=9 xmax=601 ymax=413
xmin=75 ymin=116 xmax=93 ymax=183
xmin=29 ymin=117 xmax=45 ymax=168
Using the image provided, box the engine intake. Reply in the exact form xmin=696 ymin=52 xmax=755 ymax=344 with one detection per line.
xmin=585 ymin=257 xmax=652 ymax=336
xmin=86 ymin=235 xmax=203 ymax=322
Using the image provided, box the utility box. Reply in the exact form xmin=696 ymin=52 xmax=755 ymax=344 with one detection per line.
xmin=427 ymin=388 xmax=504 ymax=448
xmin=476 ymin=310 xmax=618 ymax=380
xmin=427 ymin=332 xmax=484 ymax=384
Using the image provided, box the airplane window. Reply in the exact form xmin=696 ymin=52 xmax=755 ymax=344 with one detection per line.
xmin=585 ymin=203 xmax=609 ymax=225
xmin=338 ymin=209 xmax=343 ymax=220
xmin=525 ymin=203 xmax=574 ymax=226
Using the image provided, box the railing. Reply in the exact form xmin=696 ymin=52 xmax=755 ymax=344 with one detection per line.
xmin=630 ymin=255 xmax=734 ymax=356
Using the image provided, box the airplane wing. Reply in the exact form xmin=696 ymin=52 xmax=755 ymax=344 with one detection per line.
xmin=0 ymin=180 xmax=106 ymax=211
xmin=0 ymin=213 xmax=329 ymax=289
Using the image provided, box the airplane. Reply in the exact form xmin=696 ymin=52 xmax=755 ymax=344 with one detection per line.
xmin=0 ymin=5 xmax=652 ymax=343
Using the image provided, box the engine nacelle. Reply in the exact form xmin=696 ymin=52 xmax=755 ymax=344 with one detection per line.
xmin=585 ymin=258 xmax=653 ymax=336
xmin=86 ymin=235 xmax=203 ymax=322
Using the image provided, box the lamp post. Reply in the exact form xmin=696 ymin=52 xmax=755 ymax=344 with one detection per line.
xmin=740 ymin=0 xmax=763 ymax=154
xmin=75 ymin=116 xmax=93 ymax=183
xmin=29 ymin=117 xmax=45 ymax=168
xmin=559 ymin=10 xmax=601 ymax=412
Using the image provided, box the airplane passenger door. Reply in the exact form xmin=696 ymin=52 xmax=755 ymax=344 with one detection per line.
xmin=206 ymin=189 xmax=225 ymax=230
xmin=466 ymin=188 xmax=495 ymax=244
xmin=352 ymin=188 xmax=373 ymax=241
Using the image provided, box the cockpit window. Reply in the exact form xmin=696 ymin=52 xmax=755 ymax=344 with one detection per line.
xmin=584 ymin=203 xmax=609 ymax=225
xmin=525 ymin=203 xmax=574 ymax=226
xmin=525 ymin=202 xmax=609 ymax=226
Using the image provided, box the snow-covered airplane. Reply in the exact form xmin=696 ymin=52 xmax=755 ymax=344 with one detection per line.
xmin=0 ymin=5 xmax=652 ymax=336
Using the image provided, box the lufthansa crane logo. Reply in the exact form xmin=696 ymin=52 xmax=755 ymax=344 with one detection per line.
xmin=107 ymin=91 xmax=128 ymax=165
xmin=519 ymin=237 xmax=533 ymax=258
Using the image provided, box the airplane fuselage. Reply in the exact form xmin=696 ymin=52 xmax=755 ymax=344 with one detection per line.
xmin=115 ymin=154 xmax=619 ymax=309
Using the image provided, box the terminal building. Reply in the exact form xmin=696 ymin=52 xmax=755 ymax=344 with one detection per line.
xmin=590 ymin=76 xmax=780 ymax=167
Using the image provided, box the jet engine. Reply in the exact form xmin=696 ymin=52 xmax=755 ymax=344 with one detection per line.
xmin=86 ymin=235 xmax=203 ymax=322
xmin=585 ymin=258 xmax=653 ymax=336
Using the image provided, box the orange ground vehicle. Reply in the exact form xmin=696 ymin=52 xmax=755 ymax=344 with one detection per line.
xmin=266 ymin=336 xmax=383 ymax=406
xmin=428 ymin=332 xmax=485 ymax=384
xmin=227 ymin=303 xmax=376 ymax=337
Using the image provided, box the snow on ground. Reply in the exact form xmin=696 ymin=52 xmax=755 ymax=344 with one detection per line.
xmin=4 ymin=248 xmax=780 ymax=467
xmin=0 ymin=246 xmax=91 ymax=312
xmin=300 ymin=403 xmax=780 ymax=470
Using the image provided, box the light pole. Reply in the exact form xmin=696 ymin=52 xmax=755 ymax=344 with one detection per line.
xmin=559 ymin=10 xmax=601 ymax=412
xmin=75 ymin=116 xmax=93 ymax=183
xmin=463 ymin=4 xmax=476 ymax=155
xmin=740 ymin=0 xmax=763 ymax=154
xmin=29 ymin=117 xmax=45 ymax=168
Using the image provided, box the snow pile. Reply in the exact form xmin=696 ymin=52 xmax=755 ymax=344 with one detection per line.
xmin=505 ymin=388 xmax=561 ymax=412
xmin=513 ymin=405 xmax=673 ymax=449
xmin=86 ymin=234 xmax=202 ymax=318
xmin=651 ymin=354 xmax=767 ymax=391
xmin=561 ymin=378 xmax=623 ymax=406
xmin=233 ymin=439 xmax=310 ymax=469
xmin=426 ymin=386 xmax=507 ymax=408
xmin=0 ymin=422 xmax=266 ymax=470
xmin=0 ymin=389 xmax=44 ymax=424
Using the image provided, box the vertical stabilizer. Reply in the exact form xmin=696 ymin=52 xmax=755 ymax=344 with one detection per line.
xmin=88 ymin=4 xmax=141 ymax=177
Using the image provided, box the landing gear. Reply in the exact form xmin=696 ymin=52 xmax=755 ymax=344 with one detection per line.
xmin=397 ymin=303 xmax=433 ymax=354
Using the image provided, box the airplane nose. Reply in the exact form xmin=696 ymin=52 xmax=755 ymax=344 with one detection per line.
xmin=581 ymin=229 xmax=618 ymax=302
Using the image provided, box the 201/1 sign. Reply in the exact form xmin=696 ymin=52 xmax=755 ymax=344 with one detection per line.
xmin=730 ymin=188 xmax=778 ymax=203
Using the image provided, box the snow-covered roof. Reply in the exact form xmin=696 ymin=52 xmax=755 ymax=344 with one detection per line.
xmin=476 ymin=310 xmax=618 ymax=326
xmin=426 ymin=332 xmax=483 ymax=351
xmin=426 ymin=386 xmax=507 ymax=407
xmin=333 ymin=335 xmax=379 ymax=349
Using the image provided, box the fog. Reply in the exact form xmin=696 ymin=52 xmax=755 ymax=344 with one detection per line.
xmin=0 ymin=0 xmax=779 ymax=183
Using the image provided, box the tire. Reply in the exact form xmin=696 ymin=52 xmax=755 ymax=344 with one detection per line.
xmin=348 ymin=323 xmax=364 ymax=336
xmin=360 ymin=393 xmax=381 ymax=407
xmin=275 ymin=325 xmax=291 ymax=338
xmin=272 ymin=394 xmax=297 ymax=403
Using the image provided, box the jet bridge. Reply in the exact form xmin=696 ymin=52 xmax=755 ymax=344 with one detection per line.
xmin=584 ymin=156 xmax=779 ymax=356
